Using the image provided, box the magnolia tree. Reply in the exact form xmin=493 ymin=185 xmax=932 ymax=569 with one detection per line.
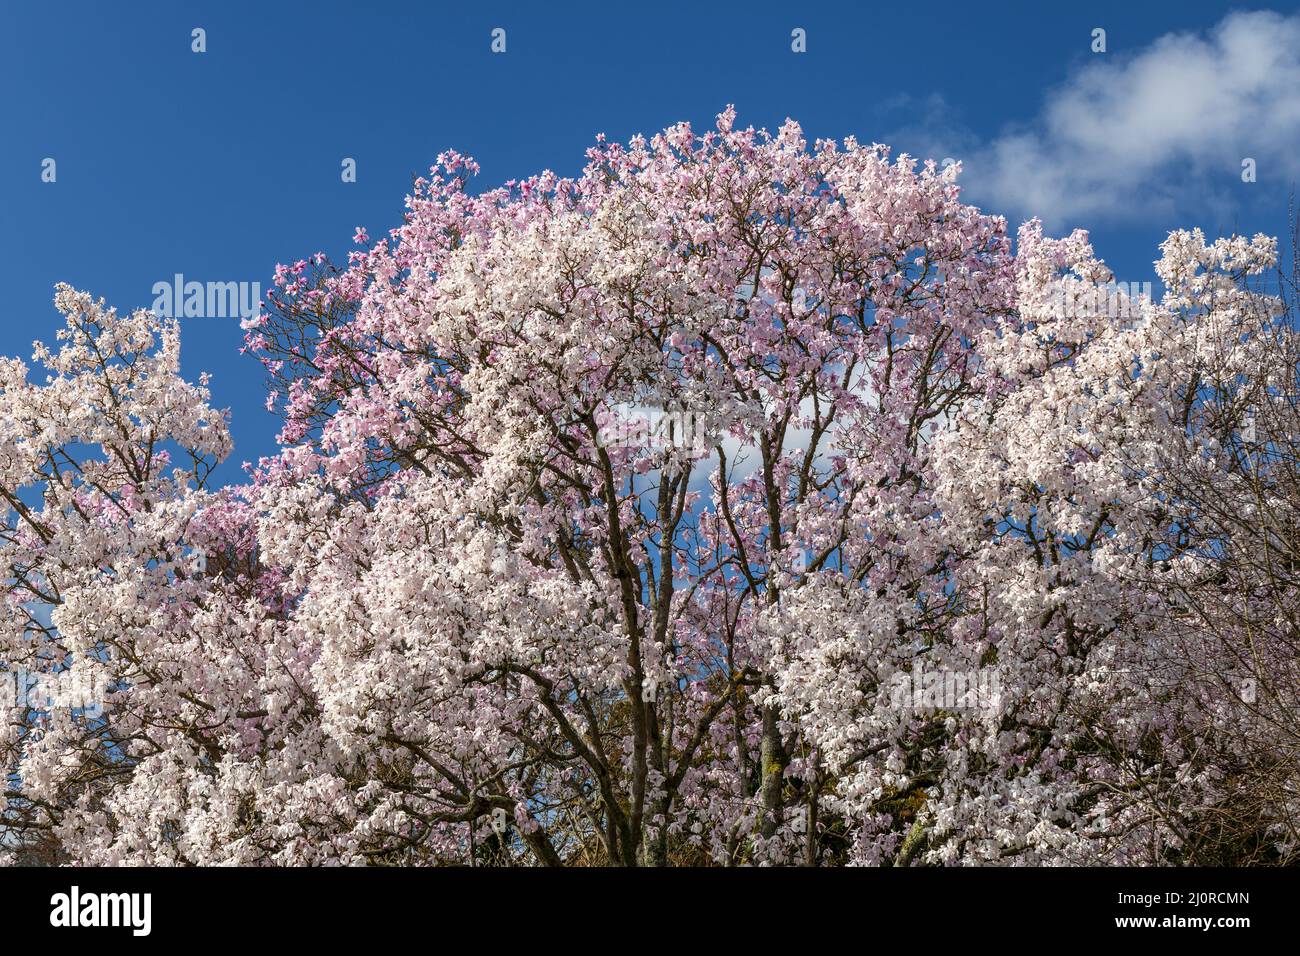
xmin=2 ymin=110 xmax=1295 ymax=865
xmin=923 ymin=224 xmax=1297 ymax=863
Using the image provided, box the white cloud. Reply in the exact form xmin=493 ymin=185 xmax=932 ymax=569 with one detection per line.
xmin=923 ymin=11 xmax=1300 ymax=228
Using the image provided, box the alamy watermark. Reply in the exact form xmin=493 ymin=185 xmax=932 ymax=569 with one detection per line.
xmin=1046 ymin=278 xmax=1154 ymax=327
xmin=596 ymin=404 xmax=715 ymax=457
xmin=888 ymin=663 xmax=1003 ymax=716
xmin=50 ymin=886 xmax=151 ymax=936
xmin=150 ymin=274 xmax=261 ymax=322
xmin=2 ymin=667 xmax=105 ymax=718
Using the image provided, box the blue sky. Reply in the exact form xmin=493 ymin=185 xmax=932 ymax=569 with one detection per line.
xmin=3 ymin=0 xmax=1298 ymax=486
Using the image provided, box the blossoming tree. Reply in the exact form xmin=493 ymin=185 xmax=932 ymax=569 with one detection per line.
xmin=3 ymin=110 xmax=1294 ymax=865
